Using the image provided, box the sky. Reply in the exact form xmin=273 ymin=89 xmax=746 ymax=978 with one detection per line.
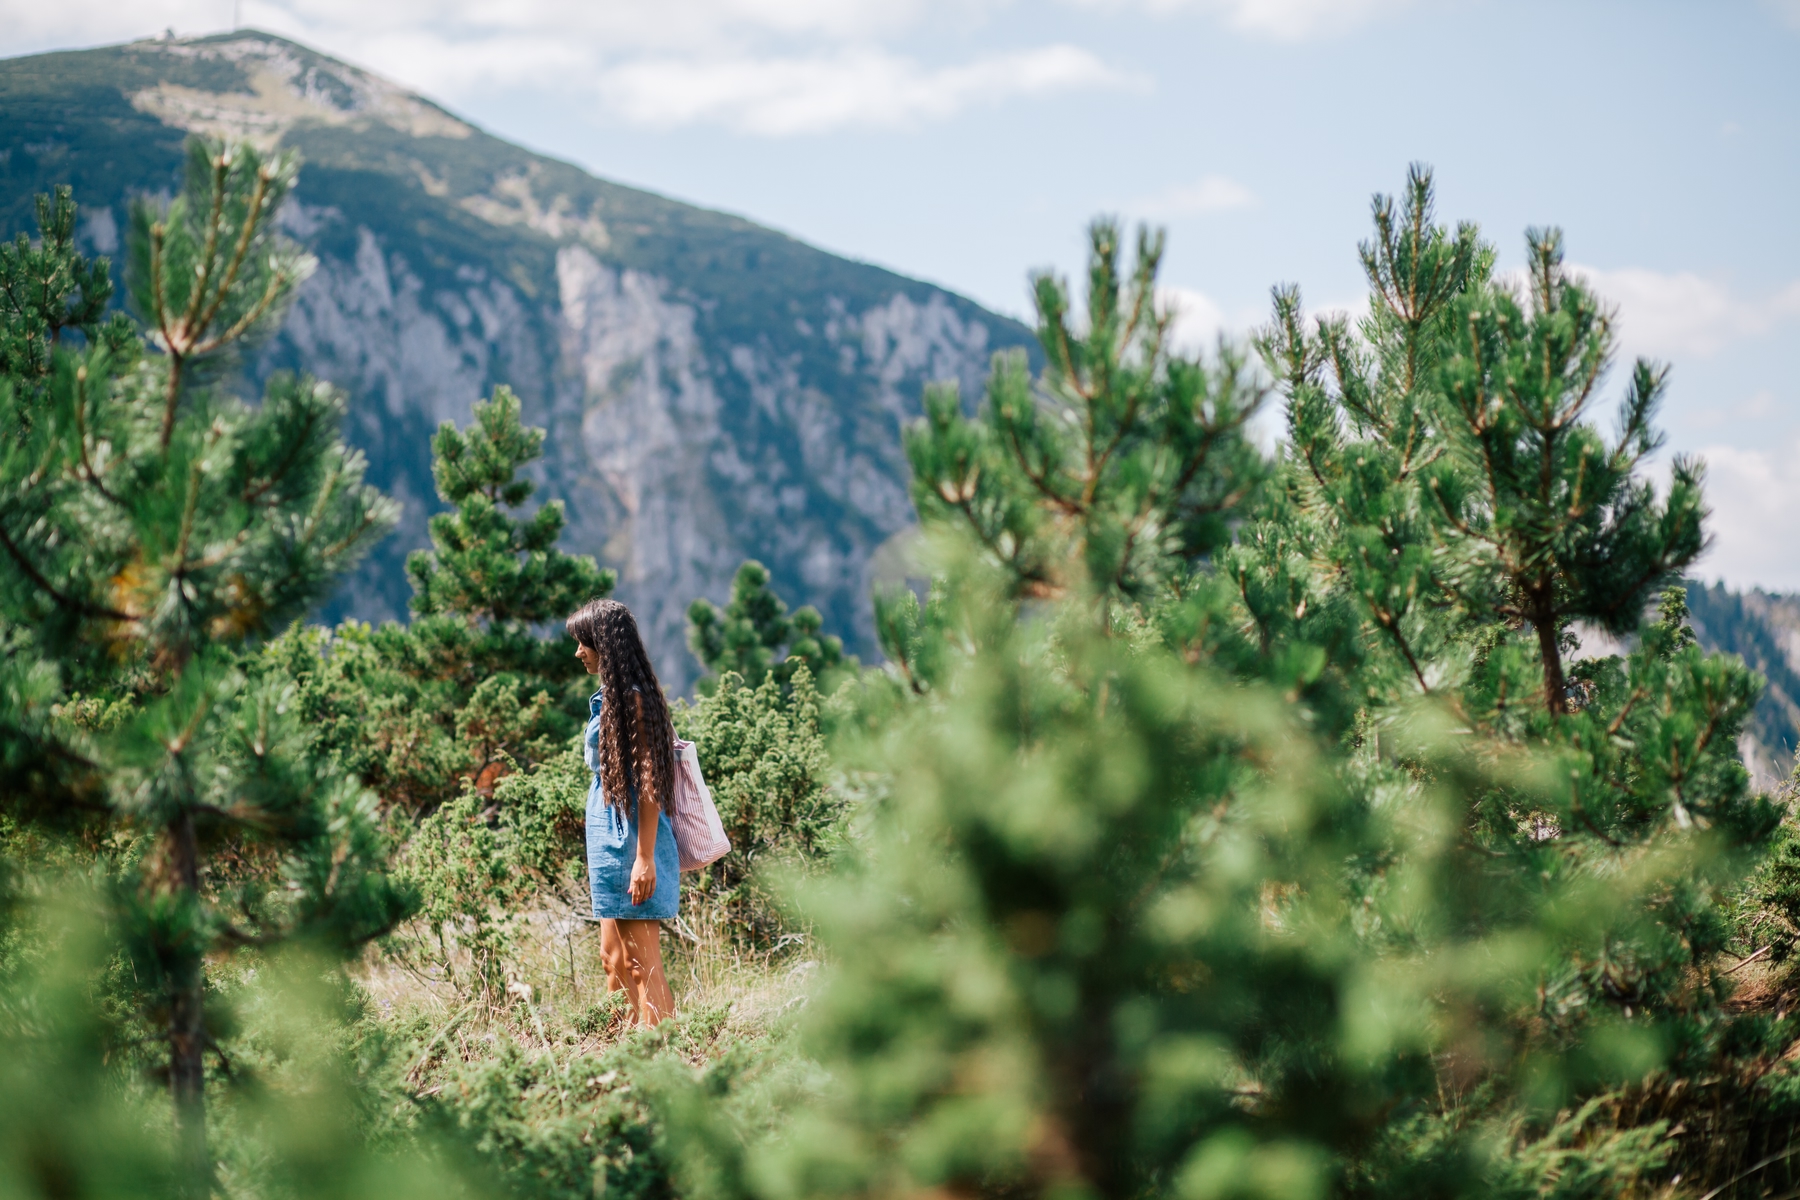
xmin=3 ymin=0 xmax=1797 ymax=590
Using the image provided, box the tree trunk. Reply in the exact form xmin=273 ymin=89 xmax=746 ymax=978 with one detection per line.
xmin=166 ymin=813 xmax=212 ymax=1199
xmin=1532 ymin=598 xmax=1567 ymax=717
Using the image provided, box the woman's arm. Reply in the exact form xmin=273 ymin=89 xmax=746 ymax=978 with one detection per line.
xmin=628 ymin=691 xmax=660 ymax=906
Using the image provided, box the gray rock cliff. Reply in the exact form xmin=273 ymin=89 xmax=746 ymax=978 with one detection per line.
xmin=0 ymin=30 xmax=1034 ymax=688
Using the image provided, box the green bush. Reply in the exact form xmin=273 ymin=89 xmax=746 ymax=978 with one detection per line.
xmin=393 ymin=791 xmax=526 ymax=1006
xmin=673 ymin=666 xmax=838 ymax=948
xmin=493 ymin=748 xmax=590 ymax=888
xmin=688 ymin=561 xmax=854 ymax=696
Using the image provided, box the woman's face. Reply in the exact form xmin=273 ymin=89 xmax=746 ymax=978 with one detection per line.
xmin=575 ymin=638 xmax=600 ymax=675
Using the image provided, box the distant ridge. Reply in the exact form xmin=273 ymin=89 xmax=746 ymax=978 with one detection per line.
xmin=1686 ymin=582 xmax=1800 ymax=789
xmin=0 ymin=30 xmax=1034 ymax=687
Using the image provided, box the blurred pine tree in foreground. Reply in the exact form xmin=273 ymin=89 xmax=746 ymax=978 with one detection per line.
xmin=0 ymin=143 xmax=412 ymax=1194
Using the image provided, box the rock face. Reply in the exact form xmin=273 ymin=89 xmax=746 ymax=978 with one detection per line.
xmin=1686 ymin=583 xmax=1800 ymax=791
xmin=547 ymin=245 xmax=998 ymax=685
xmin=0 ymin=30 xmax=1031 ymax=688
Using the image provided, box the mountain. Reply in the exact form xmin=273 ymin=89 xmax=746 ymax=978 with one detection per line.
xmin=8 ymin=32 xmax=1798 ymax=783
xmin=1686 ymin=582 xmax=1800 ymax=790
xmin=1582 ymin=584 xmax=1800 ymax=790
xmin=0 ymin=30 xmax=1033 ymax=689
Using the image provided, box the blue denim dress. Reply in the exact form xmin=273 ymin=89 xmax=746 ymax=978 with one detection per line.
xmin=585 ymin=687 xmax=679 ymax=920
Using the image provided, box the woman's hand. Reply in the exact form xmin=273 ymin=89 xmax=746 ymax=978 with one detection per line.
xmin=629 ymin=855 xmax=656 ymax=906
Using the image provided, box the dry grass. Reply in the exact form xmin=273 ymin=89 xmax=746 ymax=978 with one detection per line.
xmin=355 ymin=881 xmax=816 ymax=1064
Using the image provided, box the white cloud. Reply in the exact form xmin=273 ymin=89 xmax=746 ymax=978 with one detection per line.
xmin=599 ymin=44 xmax=1131 ymax=136
xmin=1694 ymin=437 xmax=1800 ymax=592
xmin=1574 ymin=265 xmax=1748 ymax=359
xmin=1688 ymin=388 xmax=1781 ymax=432
xmin=1159 ymin=285 xmax=1227 ymax=349
xmin=2 ymin=0 xmax=223 ymax=51
xmin=1761 ymin=0 xmax=1800 ymax=31
xmin=1065 ymin=0 xmax=1417 ymax=39
xmin=1129 ymin=174 xmax=1255 ymax=218
xmin=1493 ymin=263 xmax=1800 ymax=364
xmin=248 ymin=0 xmax=942 ymax=57
xmin=1205 ymin=0 xmax=1417 ymax=38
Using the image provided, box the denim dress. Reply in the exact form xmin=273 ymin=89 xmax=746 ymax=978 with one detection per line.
xmin=584 ymin=687 xmax=680 ymax=920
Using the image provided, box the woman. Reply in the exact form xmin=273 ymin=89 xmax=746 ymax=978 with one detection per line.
xmin=567 ymin=598 xmax=678 ymax=1027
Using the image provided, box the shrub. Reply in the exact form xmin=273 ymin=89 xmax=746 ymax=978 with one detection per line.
xmin=688 ymin=561 xmax=854 ymax=696
xmin=395 ymin=791 xmax=526 ymax=1006
xmin=493 ymin=747 xmax=590 ymax=890
xmin=672 ymin=666 xmax=838 ymax=948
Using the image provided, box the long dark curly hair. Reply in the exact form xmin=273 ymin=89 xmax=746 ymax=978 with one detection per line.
xmin=566 ymin=599 xmax=674 ymax=812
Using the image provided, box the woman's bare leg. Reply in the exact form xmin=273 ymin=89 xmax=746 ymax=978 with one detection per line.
xmin=599 ymin=919 xmax=637 ymax=1025
xmin=614 ymin=919 xmax=674 ymax=1026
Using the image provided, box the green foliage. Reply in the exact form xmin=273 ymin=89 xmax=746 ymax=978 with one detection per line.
xmin=385 ymin=748 xmax=589 ymax=1003
xmin=673 ymin=666 xmax=838 ymax=946
xmin=693 ymin=583 xmax=1760 ymax=1200
xmin=395 ymin=790 xmax=525 ymax=1005
xmin=1263 ymin=170 xmax=1706 ymax=718
xmin=260 ymin=386 xmax=614 ymax=812
xmin=870 ymin=581 xmax=955 ymax=696
xmin=655 ymin=170 xmax=1791 ymax=1200
xmin=357 ymin=1002 xmax=797 ymax=1200
xmin=490 ymin=747 xmax=590 ymax=886
xmin=0 ymin=882 xmax=174 ymax=1200
xmin=1730 ymin=762 xmax=1800 ymax=966
xmin=379 ymin=382 xmax=610 ymax=799
xmin=1432 ymin=231 xmax=1705 ymax=712
xmin=689 ymin=560 xmax=852 ymax=695
xmin=0 ymin=143 xmax=410 ymax=1189
xmin=406 ymin=385 xmax=612 ymax=627
xmin=904 ymin=219 xmax=1267 ymax=606
xmin=755 ymin=618 xmax=1375 ymax=1200
xmin=1245 ymin=173 xmax=1769 ymax=1051
xmin=0 ymin=184 xmax=131 ymax=384
xmin=259 ymin=621 xmax=574 ymax=812
xmin=0 ymin=870 xmax=473 ymax=1200
xmin=125 ymin=139 xmax=311 ymax=387
xmin=7 ymin=138 xmax=1800 ymax=1200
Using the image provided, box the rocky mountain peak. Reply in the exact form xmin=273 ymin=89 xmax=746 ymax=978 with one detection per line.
xmin=0 ymin=31 xmax=1035 ymax=689
xmin=127 ymin=31 xmax=473 ymax=147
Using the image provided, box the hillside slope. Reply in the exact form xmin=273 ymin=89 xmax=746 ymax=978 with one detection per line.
xmin=1686 ymin=582 xmax=1800 ymax=789
xmin=0 ymin=31 xmax=1033 ymax=687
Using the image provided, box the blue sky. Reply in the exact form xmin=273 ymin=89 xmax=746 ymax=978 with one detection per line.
xmin=5 ymin=0 xmax=1797 ymax=589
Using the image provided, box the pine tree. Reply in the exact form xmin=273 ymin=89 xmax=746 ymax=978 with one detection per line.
xmin=663 ymin=172 xmax=1782 ymax=1200
xmin=394 ymin=381 xmax=613 ymax=701
xmin=687 ymin=559 xmax=848 ymax=694
xmin=271 ymin=388 xmax=615 ymax=808
xmin=903 ymin=220 xmax=1267 ymax=609
xmin=1252 ymin=168 xmax=1768 ymax=997
xmin=1433 ymin=228 xmax=1706 ymax=713
xmin=0 ymin=142 xmax=411 ymax=1193
xmin=1250 ymin=166 xmax=1774 ymax=1142
xmin=0 ymin=185 xmax=135 ymax=386
xmin=1256 ymin=166 xmax=1485 ymax=701
xmin=406 ymin=383 xmax=612 ymax=630
xmin=1261 ymin=168 xmax=1707 ymax=718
